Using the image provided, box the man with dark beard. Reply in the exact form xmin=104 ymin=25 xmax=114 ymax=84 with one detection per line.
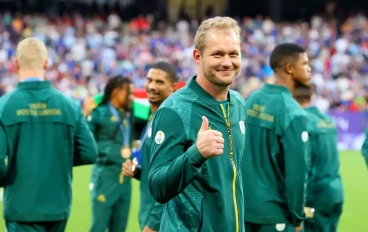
xmin=242 ymin=43 xmax=312 ymax=232
xmin=122 ymin=61 xmax=177 ymax=232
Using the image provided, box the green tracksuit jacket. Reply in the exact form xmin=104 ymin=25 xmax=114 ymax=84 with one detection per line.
xmin=303 ymin=106 xmax=343 ymax=232
xmin=149 ymin=76 xmax=246 ymax=232
xmin=134 ymin=113 xmax=163 ymax=231
xmin=242 ymin=83 xmax=309 ymax=227
xmin=0 ymin=81 xmax=98 ymax=221
xmin=361 ymin=128 xmax=368 ymax=168
xmin=87 ymin=103 xmax=133 ymax=232
xmin=304 ymin=106 xmax=344 ymax=207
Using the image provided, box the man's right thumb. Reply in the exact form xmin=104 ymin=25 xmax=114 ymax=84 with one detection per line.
xmin=200 ymin=116 xmax=209 ymax=131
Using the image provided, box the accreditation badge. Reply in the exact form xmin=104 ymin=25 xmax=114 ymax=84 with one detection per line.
xmin=121 ymin=146 xmax=132 ymax=159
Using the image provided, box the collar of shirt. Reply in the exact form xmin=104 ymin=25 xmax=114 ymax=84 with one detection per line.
xmin=305 ymin=106 xmax=319 ymax=113
xmin=262 ymin=83 xmax=292 ymax=95
xmin=188 ymin=75 xmax=233 ymax=106
xmin=22 ymin=77 xmax=43 ymax=82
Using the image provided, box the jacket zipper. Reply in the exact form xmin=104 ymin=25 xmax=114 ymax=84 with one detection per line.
xmin=220 ymin=103 xmax=239 ymax=232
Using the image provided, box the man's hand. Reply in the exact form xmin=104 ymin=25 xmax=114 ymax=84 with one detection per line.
xmin=122 ymin=160 xmax=134 ymax=177
xmin=295 ymin=224 xmax=303 ymax=232
xmin=196 ymin=116 xmax=224 ymax=159
xmin=142 ymin=226 xmax=156 ymax=232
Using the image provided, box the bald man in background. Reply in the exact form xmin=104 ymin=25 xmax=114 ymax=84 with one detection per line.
xmin=0 ymin=37 xmax=98 ymax=232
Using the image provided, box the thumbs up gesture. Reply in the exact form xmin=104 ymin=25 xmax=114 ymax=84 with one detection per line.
xmin=196 ymin=116 xmax=224 ymax=159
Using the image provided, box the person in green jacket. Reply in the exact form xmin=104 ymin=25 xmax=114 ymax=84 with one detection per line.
xmin=122 ymin=61 xmax=178 ymax=232
xmin=0 ymin=37 xmax=98 ymax=232
xmin=293 ymin=85 xmax=344 ymax=232
xmin=361 ymin=129 xmax=368 ymax=168
xmin=148 ymin=16 xmax=246 ymax=232
xmin=87 ymin=76 xmax=134 ymax=232
xmin=242 ymin=43 xmax=311 ymax=232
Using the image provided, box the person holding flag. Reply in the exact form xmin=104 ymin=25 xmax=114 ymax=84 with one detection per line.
xmin=122 ymin=61 xmax=178 ymax=232
xmin=87 ymin=76 xmax=134 ymax=232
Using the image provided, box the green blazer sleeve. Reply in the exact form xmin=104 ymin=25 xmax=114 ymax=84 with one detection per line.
xmin=281 ymin=115 xmax=309 ymax=226
xmin=361 ymin=128 xmax=368 ymax=168
xmin=146 ymin=201 xmax=164 ymax=231
xmin=73 ymin=108 xmax=98 ymax=166
xmin=0 ymin=122 xmax=7 ymax=187
xmin=148 ymin=107 xmax=207 ymax=204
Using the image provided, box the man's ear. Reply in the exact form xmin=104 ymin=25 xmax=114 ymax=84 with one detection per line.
xmin=172 ymin=82 xmax=177 ymax=92
xmin=43 ymin=59 xmax=48 ymax=70
xmin=193 ymin=49 xmax=202 ymax=66
xmin=14 ymin=58 xmax=20 ymax=70
xmin=285 ymin=62 xmax=293 ymax=75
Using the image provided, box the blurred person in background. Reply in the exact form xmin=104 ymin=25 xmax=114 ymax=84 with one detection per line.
xmin=0 ymin=37 xmax=98 ymax=232
xmin=361 ymin=128 xmax=368 ymax=168
xmin=242 ymin=43 xmax=311 ymax=232
xmin=122 ymin=61 xmax=178 ymax=232
xmin=87 ymin=76 xmax=134 ymax=232
xmin=1 ymin=11 xmax=368 ymax=112
xmin=294 ymin=85 xmax=344 ymax=232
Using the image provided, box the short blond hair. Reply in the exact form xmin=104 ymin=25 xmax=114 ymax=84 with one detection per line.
xmin=16 ymin=37 xmax=48 ymax=70
xmin=194 ymin=16 xmax=241 ymax=54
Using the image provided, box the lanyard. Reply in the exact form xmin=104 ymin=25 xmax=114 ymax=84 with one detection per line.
xmin=219 ymin=101 xmax=239 ymax=232
xmin=108 ymin=103 xmax=130 ymax=147
xmin=133 ymin=114 xmax=153 ymax=165
xmin=219 ymin=102 xmax=235 ymax=163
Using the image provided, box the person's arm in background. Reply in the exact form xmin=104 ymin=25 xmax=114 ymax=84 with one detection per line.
xmin=282 ymin=116 xmax=309 ymax=230
xmin=361 ymin=128 xmax=368 ymax=168
xmin=74 ymin=108 xmax=98 ymax=166
xmin=0 ymin=122 xmax=8 ymax=187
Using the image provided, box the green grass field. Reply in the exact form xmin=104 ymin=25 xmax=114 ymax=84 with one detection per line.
xmin=0 ymin=151 xmax=367 ymax=231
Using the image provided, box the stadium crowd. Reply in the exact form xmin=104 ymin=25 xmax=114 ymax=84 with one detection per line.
xmin=0 ymin=11 xmax=368 ymax=112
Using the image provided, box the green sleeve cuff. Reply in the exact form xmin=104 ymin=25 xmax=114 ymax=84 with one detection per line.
xmin=187 ymin=144 xmax=207 ymax=167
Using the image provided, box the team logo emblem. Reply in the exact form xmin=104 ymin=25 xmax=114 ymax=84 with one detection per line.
xmin=302 ymin=131 xmax=309 ymax=142
xmin=276 ymin=223 xmax=286 ymax=231
xmin=110 ymin=116 xmax=118 ymax=122
xmin=155 ymin=131 xmax=165 ymax=144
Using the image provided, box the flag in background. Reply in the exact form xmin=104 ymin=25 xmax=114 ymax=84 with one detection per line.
xmin=133 ymin=88 xmax=150 ymax=120
xmin=131 ymin=81 xmax=186 ymax=120
xmin=91 ymin=81 xmax=186 ymax=121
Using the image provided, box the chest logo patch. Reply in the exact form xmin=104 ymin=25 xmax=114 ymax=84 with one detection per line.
xmin=276 ymin=223 xmax=286 ymax=231
xmin=155 ymin=130 xmax=165 ymax=144
xmin=239 ymin=121 xmax=245 ymax=135
xmin=302 ymin=131 xmax=309 ymax=142
xmin=110 ymin=115 xmax=118 ymax=122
